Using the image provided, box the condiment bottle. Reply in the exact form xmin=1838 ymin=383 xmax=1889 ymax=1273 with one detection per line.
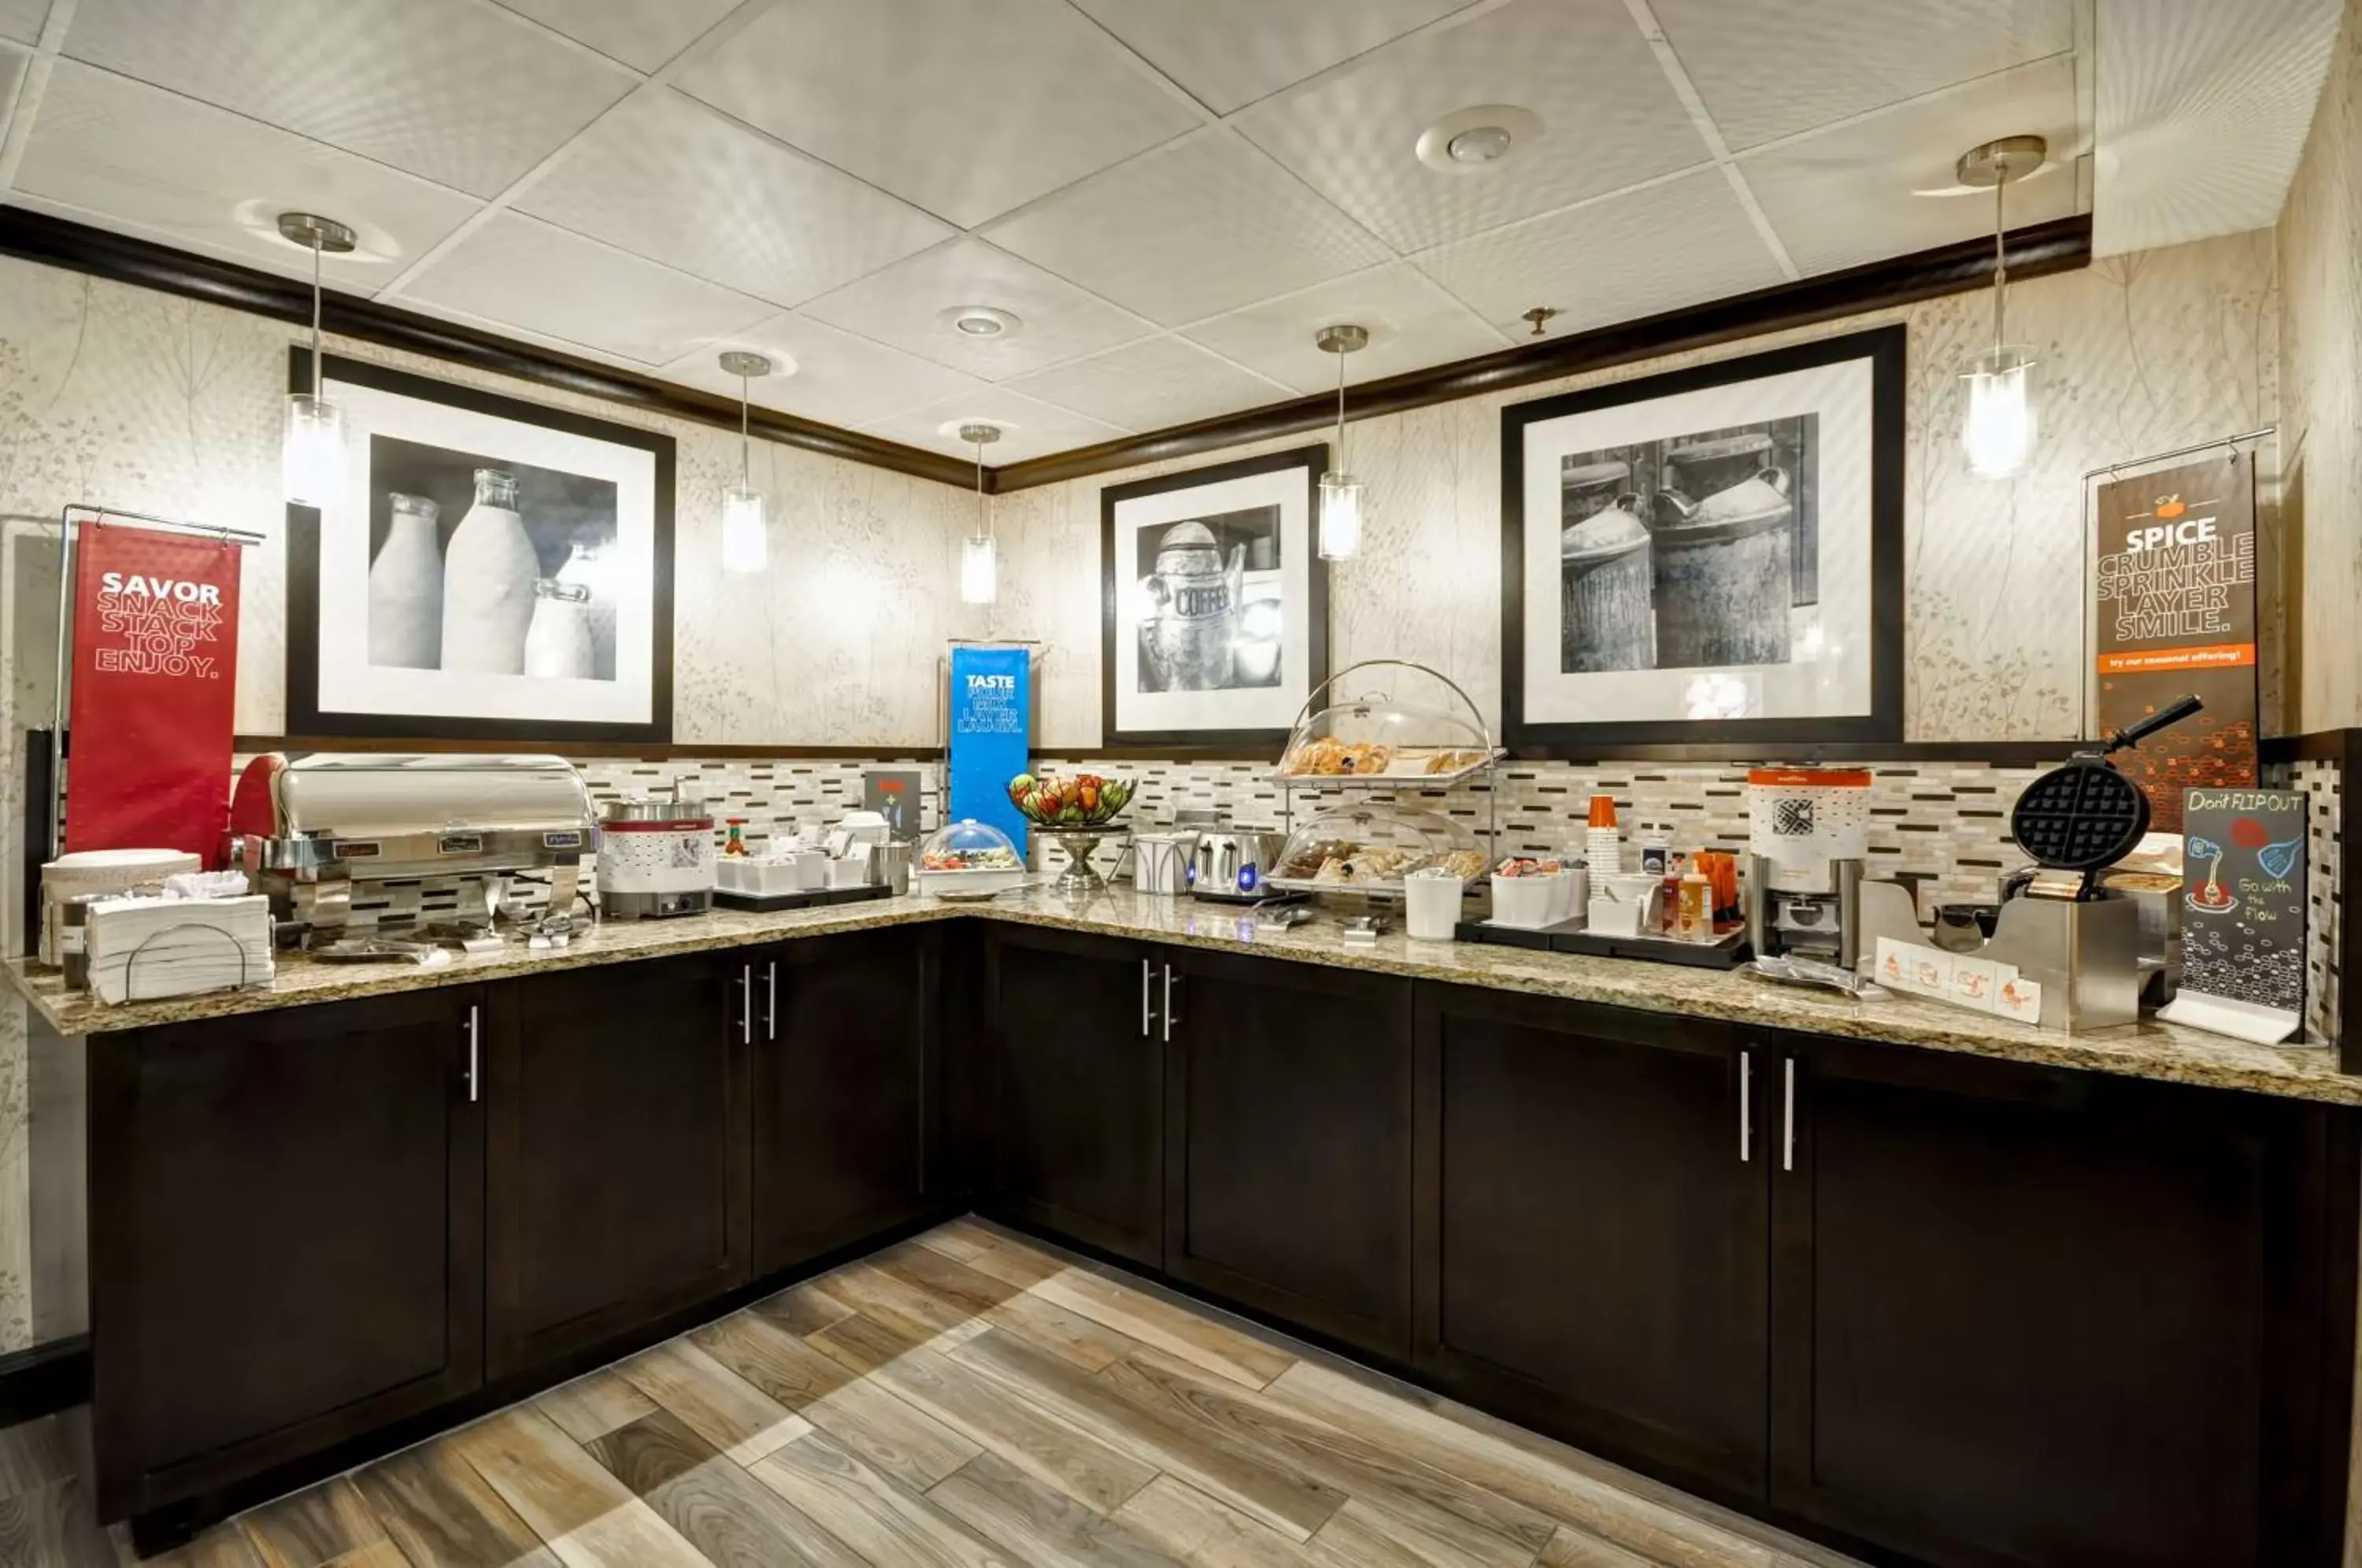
xmin=723 ymin=818 xmax=750 ymax=857
xmin=1639 ymin=824 xmax=1669 ymax=878
xmin=1677 ymin=860 xmax=1713 ymax=941
xmin=1660 ymin=851 xmax=1683 ymax=934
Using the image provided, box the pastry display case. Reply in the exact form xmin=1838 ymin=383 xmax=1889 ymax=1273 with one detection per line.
xmin=1267 ymin=805 xmax=1488 ymax=896
xmin=1273 ymin=660 xmax=1501 ymax=786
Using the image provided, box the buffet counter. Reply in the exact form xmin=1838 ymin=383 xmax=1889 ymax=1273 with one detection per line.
xmin=9 ymin=883 xmax=2354 ymax=1105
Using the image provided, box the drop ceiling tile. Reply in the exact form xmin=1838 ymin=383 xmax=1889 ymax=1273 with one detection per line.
xmin=1415 ymin=168 xmax=1784 ymax=336
xmin=14 ymin=60 xmax=480 ymax=287
xmin=491 ymin=0 xmax=738 ymax=71
xmin=61 ymin=0 xmax=637 ymax=197
xmin=516 ymin=91 xmax=953 ymax=308
xmin=397 ymin=211 xmax=772 ymax=364
xmin=1184 ymin=264 xmax=1505 ymax=394
xmin=984 ymin=129 xmax=1391 ymax=327
xmin=0 ymin=49 xmax=24 ymax=120
xmin=675 ymin=0 xmax=1202 ymax=229
xmin=1232 ymin=0 xmax=1706 ymax=254
xmin=862 ymin=386 xmax=1128 ymax=467
xmin=1653 ymin=0 xmax=2075 ymax=152
xmin=657 ymin=312 xmax=987 ymax=430
xmin=1742 ymin=56 xmax=2082 ymax=278
xmin=1005 ymin=335 xmax=1292 ymax=431
xmin=0 ymin=0 xmax=46 ymax=46
xmin=1074 ymin=0 xmax=1477 ymax=114
xmin=801 ymin=237 xmax=1152 ymax=380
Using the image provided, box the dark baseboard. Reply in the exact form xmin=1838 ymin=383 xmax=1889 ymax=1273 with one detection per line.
xmin=0 ymin=1335 xmax=91 ymax=1429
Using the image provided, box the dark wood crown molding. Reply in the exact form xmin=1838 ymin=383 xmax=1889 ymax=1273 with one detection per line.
xmin=987 ymin=214 xmax=2093 ymax=493
xmin=0 ymin=203 xmax=976 ymax=489
xmin=2 ymin=202 xmax=2089 ymax=497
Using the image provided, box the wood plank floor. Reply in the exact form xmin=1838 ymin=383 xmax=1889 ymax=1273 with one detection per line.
xmin=0 ymin=1219 xmax=1865 ymax=1568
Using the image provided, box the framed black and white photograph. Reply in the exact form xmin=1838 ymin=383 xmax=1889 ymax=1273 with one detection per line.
xmin=287 ymin=353 xmax=673 ymax=742
xmin=1101 ymin=446 xmax=1327 ymax=748
xmin=1503 ymin=326 xmax=1903 ymax=752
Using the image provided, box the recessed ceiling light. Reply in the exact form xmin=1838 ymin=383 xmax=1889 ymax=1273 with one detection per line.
xmin=940 ymin=305 xmax=1020 ymax=339
xmin=1416 ymin=105 xmax=1542 ymax=176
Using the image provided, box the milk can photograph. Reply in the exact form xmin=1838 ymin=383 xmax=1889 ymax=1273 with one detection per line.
xmin=1132 ymin=505 xmax=1285 ymax=694
xmin=286 ymin=353 xmax=674 ymax=742
xmin=1557 ymin=412 xmax=1819 ymax=675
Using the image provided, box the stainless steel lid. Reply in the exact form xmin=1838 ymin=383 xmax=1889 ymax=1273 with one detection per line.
xmin=602 ymin=797 xmax=713 ymax=824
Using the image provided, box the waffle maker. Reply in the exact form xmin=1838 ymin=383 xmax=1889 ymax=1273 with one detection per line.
xmin=1977 ymin=694 xmax=2201 ymax=1030
xmin=2008 ymin=693 xmax=2202 ymax=897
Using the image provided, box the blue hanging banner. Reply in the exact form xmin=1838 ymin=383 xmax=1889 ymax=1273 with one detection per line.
xmin=947 ymin=645 xmax=1031 ymax=854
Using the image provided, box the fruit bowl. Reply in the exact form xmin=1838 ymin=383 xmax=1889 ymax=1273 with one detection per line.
xmin=1006 ymin=771 xmax=1136 ymax=829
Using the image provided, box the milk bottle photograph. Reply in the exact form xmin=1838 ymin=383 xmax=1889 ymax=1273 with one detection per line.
xmin=366 ymin=490 xmax=442 ymax=668
xmin=441 ymin=467 xmax=541 ymax=673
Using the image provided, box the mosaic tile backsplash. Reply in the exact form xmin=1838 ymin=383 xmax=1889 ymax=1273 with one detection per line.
xmin=566 ymin=751 xmax=2341 ymax=1045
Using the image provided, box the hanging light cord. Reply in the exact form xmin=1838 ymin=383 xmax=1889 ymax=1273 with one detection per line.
xmin=309 ymin=232 xmax=324 ymax=399
xmin=1990 ymin=171 xmax=2008 ymax=350
xmin=973 ymin=435 xmax=991 ymax=542
xmin=1332 ymin=346 xmax=1348 ymax=469
xmin=739 ymin=371 xmax=751 ymax=488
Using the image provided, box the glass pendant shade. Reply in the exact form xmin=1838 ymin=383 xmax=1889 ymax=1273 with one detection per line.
xmin=282 ymin=393 xmax=347 ymax=507
xmin=960 ymin=533 xmax=998 ymax=605
xmin=720 ymin=485 xmax=768 ymax=574
xmin=1960 ymin=346 xmax=2039 ymax=479
xmin=1317 ymin=471 xmax=1364 ymax=560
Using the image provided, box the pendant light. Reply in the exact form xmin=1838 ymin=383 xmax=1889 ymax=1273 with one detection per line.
xmin=278 ymin=213 xmax=356 ymax=507
xmin=959 ymin=423 xmax=1001 ymax=605
xmin=1955 ymin=135 xmax=2045 ymax=479
xmin=718 ymin=351 xmax=773 ymax=573
xmin=1315 ymin=324 xmax=1368 ymax=560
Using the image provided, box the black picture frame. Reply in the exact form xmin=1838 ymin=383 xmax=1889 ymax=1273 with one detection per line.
xmin=1501 ymin=324 xmax=1905 ymax=756
xmin=1100 ymin=444 xmax=1329 ymax=750
xmin=285 ymin=350 xmax=675 ymax=744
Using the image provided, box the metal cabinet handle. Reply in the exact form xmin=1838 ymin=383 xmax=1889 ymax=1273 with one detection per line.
xmin=465 ymin=1004 xmax=479 ymax=1103
xmin=1738 ymin=1050 xmax=1751 ymax=1163
xmin=740 ymin=964 xmax=753 ymax=1046
xmin=765 ymin=960 xmax=778 ymax=1043
xmin=1161 ymin=964 xmax=1178 ymax=1042
xmin=1783 ymin=1056 xmax=1797 ymax=1172
xmin=1141 ymin=958 xmax=1153 ymax=1037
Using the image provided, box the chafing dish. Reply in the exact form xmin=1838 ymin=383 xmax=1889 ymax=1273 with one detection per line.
xmin=227 ymin=753 xmax=596 ymax=945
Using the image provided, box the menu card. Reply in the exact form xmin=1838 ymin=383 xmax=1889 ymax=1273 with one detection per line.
xmin=2160 ymin=786 xmax=2309 ymax=1045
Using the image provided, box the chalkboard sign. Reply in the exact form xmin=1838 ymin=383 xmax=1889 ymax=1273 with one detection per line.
xmin=2164 ymin=786 xmax=2308 ymax=1043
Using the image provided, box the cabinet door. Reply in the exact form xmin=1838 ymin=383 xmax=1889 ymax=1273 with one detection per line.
xmin=486 ymin=954 xmax=748 ymax=1377
xmin=90 ymin=988 xmax=485 ymax=1521
xmin=1167 ymin=949 xmax=1414 ymax=1359
xmin=1415 ymin=985 xmax=1768 ymax=1499
xmin=753 ymin=926 xmax=939 ymax=1276
xmin=1771 ymin=1036 xmax=2353 ymax=1568
xmin=987 ymin=926 xmax=1163 ymax=1267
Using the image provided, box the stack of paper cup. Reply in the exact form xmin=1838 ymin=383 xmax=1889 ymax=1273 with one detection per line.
xmin=1584 ymin=793 xmax=1622 ymax=877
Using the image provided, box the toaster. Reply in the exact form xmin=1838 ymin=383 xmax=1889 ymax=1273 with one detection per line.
xmin=1188 ymin=830 xmax=1287 ymax=902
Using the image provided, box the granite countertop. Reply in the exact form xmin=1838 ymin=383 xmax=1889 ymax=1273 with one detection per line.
xmin=9 ymin=884 xmax=2356 ymax=1106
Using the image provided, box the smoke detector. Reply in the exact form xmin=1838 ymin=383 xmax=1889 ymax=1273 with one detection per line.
xmin=1416 ymin=105 xmax=1542 ymax=175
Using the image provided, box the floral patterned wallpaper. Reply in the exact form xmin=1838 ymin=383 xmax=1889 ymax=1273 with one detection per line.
xmin=2280 ymin=0 xmax=2362 ymax=733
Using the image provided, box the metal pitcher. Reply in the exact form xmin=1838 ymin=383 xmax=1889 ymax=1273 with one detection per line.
xmin=1650 ymin=466 xmax=1795 ymax=668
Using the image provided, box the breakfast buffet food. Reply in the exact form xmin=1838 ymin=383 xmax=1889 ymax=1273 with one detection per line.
xmin=1005 ymin=771 xmax=1135 ymax=827
xmin=1279 ymin=737 xmax=1398 ymax=777
xmin=921 ymin=844 xmax=1021 ymax=872
xmin=1493 ymin=856 xmax=1566 ymax=878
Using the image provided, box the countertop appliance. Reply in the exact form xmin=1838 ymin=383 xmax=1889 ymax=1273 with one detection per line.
xmin=1189 ymin=829 xmax=1287 ymax=903
xmin=1745 ymin=855 xmax=1864 ymax=969
xmin=1131 ymin=829 xmax=1199 ymax=896
xmin=228 ymin=753 xmax=596 ymax=945
xmin=598 ymin=795 xmax=715 ymax=919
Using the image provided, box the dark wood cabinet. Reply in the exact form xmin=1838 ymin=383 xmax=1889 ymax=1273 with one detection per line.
xmin=751 ymin=926 xmax=939 ymax=1275
xmin=88 ymin=988 xmax=486 ymax=1522
xmin=1769 ymin=1034 xmax=2355 ymax=1568
xmin=484 ymin=953 xmax=749 ymax=1377
xmin=1414 ymin=985 xmax=1768 ymax=1499
xmin=1166 ymin=949 xmax=1415 ymax=1359
xmin=985 ymin=926 xmax=1164 ymax=1267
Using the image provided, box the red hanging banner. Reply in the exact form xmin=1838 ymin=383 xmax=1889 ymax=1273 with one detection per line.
xmin=65 ymin=523 xmax=242 ymax=864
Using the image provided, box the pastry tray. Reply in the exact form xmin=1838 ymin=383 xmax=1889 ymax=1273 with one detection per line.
xmin=1265 ymin=749 xmax=1503 ymax=789
xmin=1456 ymin=919 xmax=1753 ymax=969
xmin=712 ymin=882 xmax=894 ymax=913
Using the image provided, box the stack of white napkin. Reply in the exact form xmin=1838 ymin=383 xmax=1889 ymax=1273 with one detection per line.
xmin=86 ymin=893 xmax=275 ymax=1004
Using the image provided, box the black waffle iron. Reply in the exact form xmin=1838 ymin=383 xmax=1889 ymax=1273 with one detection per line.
xmin=2007 ymin=693 xmax=2203 ymax=897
